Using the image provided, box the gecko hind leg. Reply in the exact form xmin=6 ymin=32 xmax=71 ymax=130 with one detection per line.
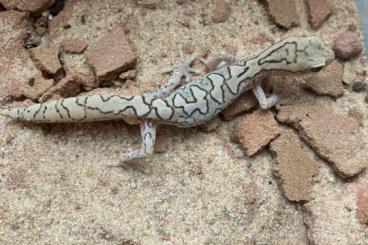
xmin=251 ymin=82 xmax=279 ymax=110
xmin=108 ymin=119 xmax=157 ymax=167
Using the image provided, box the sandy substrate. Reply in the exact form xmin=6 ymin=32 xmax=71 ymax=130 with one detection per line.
xmin=0 ymin=0 xmax=367 ymax=244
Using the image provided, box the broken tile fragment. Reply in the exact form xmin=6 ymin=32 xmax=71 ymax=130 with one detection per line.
xmin=270 ymin=131 xmax=319 ymax=202
xmin=277 ymin=104 xmax=368 ymax=178
xmin=262 ymin=0 xmax=299 ymax=29
xmin=233 ymin=110 xmax=280 ymax=156
xmin=305 ymin=0 xmax=333 ymax=28
xmin=333 ymin=31 xmax=363 ymax=60
xmin=211 ymin=0 xmax=231 ymax=23
xmin=0 ymin=0 xmax=55 ymax=16
xmin=303 ymin=60 xmax=344 ymax=98
xmin=21 ymin=73 xmax=54 ymax=100
xmin=221 ymin=91 xmax=257 ymax=120
xmin=61 ymin=37 xmax=88 ymax=54
xmin=86 ymin=27 xmax=136 ymax=82
xmin=29 ymin=43 xmax=62 ymax=74
xmin=356 ymin=183 xmax=368 ymax=225
xmin=39 ymin=74 xmax=83 ymax=102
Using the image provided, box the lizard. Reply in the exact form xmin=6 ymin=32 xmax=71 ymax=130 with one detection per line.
xmin=0 ymin=36 xmax=335 ymax=165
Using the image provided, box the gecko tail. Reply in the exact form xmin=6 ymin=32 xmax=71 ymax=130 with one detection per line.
xmin=0 ymin=107 xmax=23 ymax=120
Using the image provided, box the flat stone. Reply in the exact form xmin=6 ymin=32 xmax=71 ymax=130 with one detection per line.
xmin=211 ymin=0 xmax=231 ymax=23
xmin=39 ymin=74 xmax=83 ymax=102
xmin=262 ymin=0 xmax=299 ymax=29
xmin=277 ymin=104 xmax=368 ymax=178
xmin=0 ymin=0 xmax=55 ymax=16
xmin=29 ymin=43 xmax=62 ymax=74
xmin=233 ymin=110 xmax=280 ymax=156
xmin=86 ymin=27 xmax=136 ymax=83
xmin=333 ymin=31 xmax=363 ymax=60
xmin=221 ymin=91 xmax=257 ymax=120
xmin=305 ymin=0 xmax=333 ymax=28
xmin=21 ymin=73 xmax=54 ymax=101
xmin=356 ymin=183 xmax=368 ymax=225
xmin=61 ymin=37 xmax=88 ymax=54
xmin=303 ymin=60 xmax=344 ymax=98
xmin=0 ymin=11 xmax=41 ymax=102
xmin=270 ymin=131 xmax=319 ymax=202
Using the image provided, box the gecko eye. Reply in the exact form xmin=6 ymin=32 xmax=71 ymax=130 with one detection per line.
xmin=310 ymin=66 xmax=323 ymax=72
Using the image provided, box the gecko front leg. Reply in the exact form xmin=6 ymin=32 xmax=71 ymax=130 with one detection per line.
xmin=202 ymin=52 xmax=240 ymax=71
xmin=251 ymin=78 xmax=279 ymax=110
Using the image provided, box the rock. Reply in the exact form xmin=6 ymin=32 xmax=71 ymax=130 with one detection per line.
xmin=21 ymin=73 xmax=54 ymax=100
xmin=0 ymin=11 xmax=29 ymax=52
xmin=351 ymin=81 xmax=365 ymax=92
xmin=29 ymin=43 xmax=62 ymax=74
xmin=137 ymin=0 xmax=158 ymax=9
xmin=233 ymin=110 xmax=280 ymax=156
xmin=356 ymin=183 xmax=368 ymax=225
xmin=119 ymin=69 xmax=137 ymax=81
xmin=0 ymin=11 xmax=41 ymax=102
xmin=0 ymin=0 xmax=55 ymax=16
xmin=333 ymin=31 xmax=363 ymax=60
xmin=221 ymin=91 xmax=257 ymax=120
xmin=261 ymin=0 xmax=299 ymax=29
xmin=211 ymin=0 xmax=231 ymax=23
xmin=39 ymin=74 xmax=83 ymax=102
xmin=61 ymin=53 xmax=96 ymax=90
xmin=276 ymin=104 xmax=368 ymax=178
xmin=305 ymin=0 xmax=333 ymax=28
xmin=303 ymin=60 xmax=344 ymax=98
xmin=23 ymin=33 xmax=42 ymax=49
xmin=86 ymin=27 xmax=136 ymax=83
xmin=61 ymin=37 xmax=88 ymax=54
xmin=270 ymin=131 xmax=319 ymax=202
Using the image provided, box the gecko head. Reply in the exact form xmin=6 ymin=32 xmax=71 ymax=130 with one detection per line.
xmin=261 ymin=36 xmax=335 ymax=75
xmin=293 ymin=36 xmax=335 ymax=72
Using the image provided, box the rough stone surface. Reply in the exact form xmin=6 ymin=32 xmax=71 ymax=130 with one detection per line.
xmin=0 ymin=0 xmax=55 ymax=16
xmin=211 ymin=0 xmax=231 ymax=23
xmin=303 ymin=60 xmax=344 ymax=98
xmin=221 ymin=91 xmax=257 ymax=120
xmin=262 ymin=0 xmax=299 ymax=29
xmin=305 ymin=0 xmax=333 ymax=28
xmin=277 ymin=104 xmax=368 ymax=178
xmin=356 ymin=182 xmax=368 ymax=225
xmin=86 ymin=27 xmax=136 ymax=82
xmin=270 ymin=131 xmax=319 ymax=202
xmin=61 ymin=37 xmax=88 ymax=54
xmin=39 ymin=74 xmax=83 ymax=102
xmin=29 ymin=43 xmax=62 ymax=74
xmin=233 ymin=110 xmax=280 ymax=156
xmin=0 ymin=10 xmax=40 ymax=102
xmin=333 ymin=31 xmax=363 ymax=60
xmin=21 ymin=73 xmax=54 ymax=101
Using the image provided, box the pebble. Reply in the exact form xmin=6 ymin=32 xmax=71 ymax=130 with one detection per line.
xmin=333 ymin=31 xmax=363 ymax=60
xmin=351 ymin=81 xmax=366 ymax=92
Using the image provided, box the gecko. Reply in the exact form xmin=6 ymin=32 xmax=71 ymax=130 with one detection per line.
xmin=0 ymin=36 xmax=335 ymax=165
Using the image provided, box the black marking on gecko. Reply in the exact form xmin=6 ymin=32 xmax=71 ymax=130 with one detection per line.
xmin=33 ymin=103 xmax=43 ymax=120
xmin=75 ymin=96 xmax=88 ymax=121
xmin=60 ymin=99 xmax=71 ymax=119
xmin=258 ymin=41 xmax=297 ymax=66
xmin=207 ymin=73 xmax=226 ymax=105
xmin=55 ymin=100 xmax=63 ymax=119
xmin=151 ymin=98 xmax=174 ymax=121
